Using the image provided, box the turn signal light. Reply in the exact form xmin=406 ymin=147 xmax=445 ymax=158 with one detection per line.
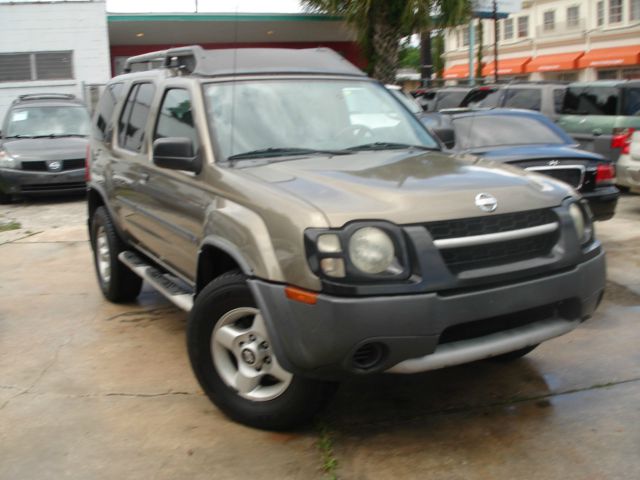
xmin=595 ymin=163 xmax=616 ymax=184
xmin=611 ymin=127 xmax=634 ymax=155
xmin=285 ymin=286 xmax=318 ymax=305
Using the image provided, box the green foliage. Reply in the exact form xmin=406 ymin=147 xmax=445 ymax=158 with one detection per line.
xmin=399 ymin=44 xmax=420 ymax=69
xmin=432 ymin=32 xmax=445 ymax=78
xmin=476 ymin=19 xmax=484 ymax=81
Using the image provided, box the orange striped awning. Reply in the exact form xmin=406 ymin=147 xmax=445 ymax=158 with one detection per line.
xmin=482 ymin=57 xmax=531 ymax=76
xmin=442 ymin=63 xmax=469 ymax=79
xmin=578 ymin=45 xmax=640 ymax=68
xmin=526 ymin=52 xmax=584 ymax=72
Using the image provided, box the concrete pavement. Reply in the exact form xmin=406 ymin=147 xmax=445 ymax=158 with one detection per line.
xmin=1 ymin=195 xmax=639 ymax=479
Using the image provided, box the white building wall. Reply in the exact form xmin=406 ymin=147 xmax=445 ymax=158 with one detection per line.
xmin=443 ymin=0 xmax=640 ymax=83
xmin=0 ymin=0 xmax=110 ymax=119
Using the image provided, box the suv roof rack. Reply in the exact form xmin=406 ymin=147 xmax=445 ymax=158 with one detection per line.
xmin=16 ymin=93 xmax=76 ymax=101
xmin=123 ymin=45 xmax=365 ymax=78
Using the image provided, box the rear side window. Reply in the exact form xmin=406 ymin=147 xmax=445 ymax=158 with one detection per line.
xmin=94 ymin=83 xmax=123 ymax=141
xmin=502 ymin=88 xmax=541 ymax=111
xmin=562 ymin=87 xmax=619 ymax=115
xmin=435 ymin=91 xmax=467 ymax=110
xmin=118 ymin=82 xmax=156 ymax=152
xmin=623 ymin=88 xmax=640 ymax=115
xmin=154 ymin=89 xmax=198 ymax=146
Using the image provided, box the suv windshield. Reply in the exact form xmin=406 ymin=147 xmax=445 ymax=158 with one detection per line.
xmin=204 ymin=79 xmax=437 ymax=160
xmin=5 ymin=106 xmax=90 ymax=138
xmin=454 ymin=114 xmax=567 ymax=149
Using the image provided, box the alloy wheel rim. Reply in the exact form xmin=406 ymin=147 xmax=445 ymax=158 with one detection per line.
xmin=96 ymin=226 xmax=111 ymax=285
xmin=211 ymin=307 xmax=293 ymax=401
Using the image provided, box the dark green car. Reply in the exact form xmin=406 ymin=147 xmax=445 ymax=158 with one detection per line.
xmin=557 ymin=80 xmax=640 ymax=162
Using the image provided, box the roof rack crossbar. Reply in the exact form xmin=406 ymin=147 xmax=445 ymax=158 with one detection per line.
xmin=123 ymin=45 xmax=204 ymax=73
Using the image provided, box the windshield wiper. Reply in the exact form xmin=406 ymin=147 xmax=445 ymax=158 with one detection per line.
xmin=228 ymin=147 xmax=351 ymax=161
xmin=30 ymin=134 xmax=86 ymax=138
xmin=4 ymin=135 xmax=33 ymax=139
xmin=346 ymin=142 xmax=437 ymax=152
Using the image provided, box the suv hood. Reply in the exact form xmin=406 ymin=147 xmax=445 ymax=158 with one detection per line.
xmin=1 ymin=137 xmax=88 ymax=162
xmin=240 ymin=150 xmax=571 ymax=227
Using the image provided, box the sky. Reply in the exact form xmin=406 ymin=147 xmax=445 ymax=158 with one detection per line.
xmin=105 ymin=0 xmax=305 ymax=13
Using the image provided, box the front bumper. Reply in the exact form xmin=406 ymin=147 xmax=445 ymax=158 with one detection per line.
xmin=250 ymin=250 xmax=606 ymax=379
xmin=581 ymin=186 xmax=619 ymax=221
xmin=0 ymin=168 xmax=86 ymax=195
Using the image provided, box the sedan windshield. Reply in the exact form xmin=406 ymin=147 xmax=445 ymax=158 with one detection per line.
xmin=204 ymin=79 xmax=438 ymax=160
xmin=453 ymin=115 xmax=568 ymax=149
xmin=5 ymin=106 xmax=90 ymax=138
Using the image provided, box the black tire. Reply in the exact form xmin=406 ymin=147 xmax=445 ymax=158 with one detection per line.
xmin=90 ymin=206 xmax=142 ymax=303
xmin=0 ymin=190 xmax=11 ymax=204
xmin=489 ymin=344 xmax=539 ymax=363
xmin=187 ymin=271 xmax=336 ymax=430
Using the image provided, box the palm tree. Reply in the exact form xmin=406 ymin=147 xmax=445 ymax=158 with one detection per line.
xmin=302 ymin=0 xmax=470 ymax=84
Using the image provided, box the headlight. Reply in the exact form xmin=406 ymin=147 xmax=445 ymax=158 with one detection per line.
xmin=569 ymin=203 xmax=592 ymax=244
xmin=0 ymin=149 xmax=17 ymax=169
xmin=348 ymin=227 xmax=395 ymax=274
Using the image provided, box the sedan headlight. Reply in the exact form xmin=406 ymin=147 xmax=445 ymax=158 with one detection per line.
xmin=0 ymin=149 xmax=16 ymax=169
xmin=348 ymin=227 xmax=395 ymax=274
xmin=569 ymin=202 xmax=593 ymax=244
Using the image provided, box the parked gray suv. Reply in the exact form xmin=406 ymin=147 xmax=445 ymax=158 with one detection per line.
xmin=0 ymin=93 xmax=90 ymax=202
xmin=87 ymin=46 xmax=606 ymax=430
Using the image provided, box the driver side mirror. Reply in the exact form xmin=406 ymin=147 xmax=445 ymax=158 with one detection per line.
xmin=431 ymin=127 xmax=456 ymax=150
xmin=152 ymin=137 xmax=201 ymax=173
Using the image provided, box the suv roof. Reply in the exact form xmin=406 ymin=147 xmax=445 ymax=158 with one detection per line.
xmin=568 ymin=80 xmax=640 ymax=88
xmin=123 ymin=45 xmax=366 ymax=79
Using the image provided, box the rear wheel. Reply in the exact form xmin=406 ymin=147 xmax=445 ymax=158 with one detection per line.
xmin=187 ymin=271 xmax=336 ymax=430
xmin=90 ymin=206 xmax=142 ymax=302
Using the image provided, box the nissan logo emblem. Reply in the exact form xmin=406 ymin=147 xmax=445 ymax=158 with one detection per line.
xmin=48 ymin=161 xmax=62 ymax=171
xmin=475 ymin=193 xmax=498 ymax=213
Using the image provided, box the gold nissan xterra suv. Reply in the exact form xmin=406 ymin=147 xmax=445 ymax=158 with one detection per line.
xmin=87 ymin=46 xmax=606 ymax=430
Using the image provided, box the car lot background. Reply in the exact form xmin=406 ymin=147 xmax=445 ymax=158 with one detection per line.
xmin=1 ymin=194 xmax=639 ymax=479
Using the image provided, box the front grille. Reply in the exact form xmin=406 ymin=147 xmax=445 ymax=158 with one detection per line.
xmin=425 ymin=208 xmax=559 ymax=274
xmin=440 ymin=232 xmax=558 ymax=273
xmin=21 ymin=159 xmax=84 ymax=172
xmin=531 ymin=167 xmax=583 ymax=188
xmin=425 ymin=208 xmax=557 ymax=240
xmin=20 ymin=182 xmax=85 ymax=192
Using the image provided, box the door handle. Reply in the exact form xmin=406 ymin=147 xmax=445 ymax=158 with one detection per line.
xmin=592 ymin=128 xmax=602 ymax=136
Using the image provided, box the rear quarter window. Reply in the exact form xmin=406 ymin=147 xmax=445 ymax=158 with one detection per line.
xmin=623 ymin=88 xmax=640 ymax=116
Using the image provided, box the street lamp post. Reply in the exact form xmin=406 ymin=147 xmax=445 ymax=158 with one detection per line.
xmin=493 ymin=0 xmax=499 ymax=83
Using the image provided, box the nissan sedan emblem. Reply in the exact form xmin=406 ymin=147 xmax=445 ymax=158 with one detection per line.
xmin=548 ymin=160 xmax=560 ymax=166
xmin=48 ymin=161 xmax=62 ymax=171
xmin=475 ymin=193 xmax=498 ymax=213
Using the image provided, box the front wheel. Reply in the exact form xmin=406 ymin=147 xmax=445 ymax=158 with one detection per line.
xmin=187 ymin=271 xmax=336 ymax=430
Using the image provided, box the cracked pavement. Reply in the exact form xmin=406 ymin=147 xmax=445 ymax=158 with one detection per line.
xmin=1 ymin=195 xmax=640 ymax=479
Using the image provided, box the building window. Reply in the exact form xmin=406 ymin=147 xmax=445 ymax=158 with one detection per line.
xmin=631 ymin=0 xmax=640 ymax=20
xmin=0 ymin=51 xmax=73 ymax=83
xmin=518 ymin=16 xmax=529 ymax=37
xmin=597 ymin=1 xmax=605 ymax=25
xmin=609 ymin=0 xmax=623 ymax=23
xmin=503 ymin=18 xmax=514 ymax=39
xmin=543 ymin=11 xmax=555 ymax=31
xmin=567 ymin=6 xmax=580 ymax=27
xmin=597 ymin=69 xmax=619 ymax=80
xmin=462 ymin=26 xmax=470 ymax=47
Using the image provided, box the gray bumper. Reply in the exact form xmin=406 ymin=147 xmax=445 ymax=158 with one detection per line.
xmin=249 ymin=250 xmax=606 ymax=379
xmin=0 ymin=168 xmax=85 ymax=195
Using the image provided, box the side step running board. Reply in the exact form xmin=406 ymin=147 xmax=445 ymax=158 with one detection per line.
xmin=119 ymin=251 xmax=194 ymax=312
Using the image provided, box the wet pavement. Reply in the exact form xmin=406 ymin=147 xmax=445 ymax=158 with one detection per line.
xmin=1 ymin=195 xmax=639 ymax=479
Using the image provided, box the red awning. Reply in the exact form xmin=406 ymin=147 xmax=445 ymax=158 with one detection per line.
xmin=442 ymin=63 xmax=469 ymax=79
xmin=526 ymin=52 xmax=584 ymax=72
xmin=578 ymin=46 xmax=640 ymax=68
xmin=482 ymin=57 xmax=531 ymax=76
